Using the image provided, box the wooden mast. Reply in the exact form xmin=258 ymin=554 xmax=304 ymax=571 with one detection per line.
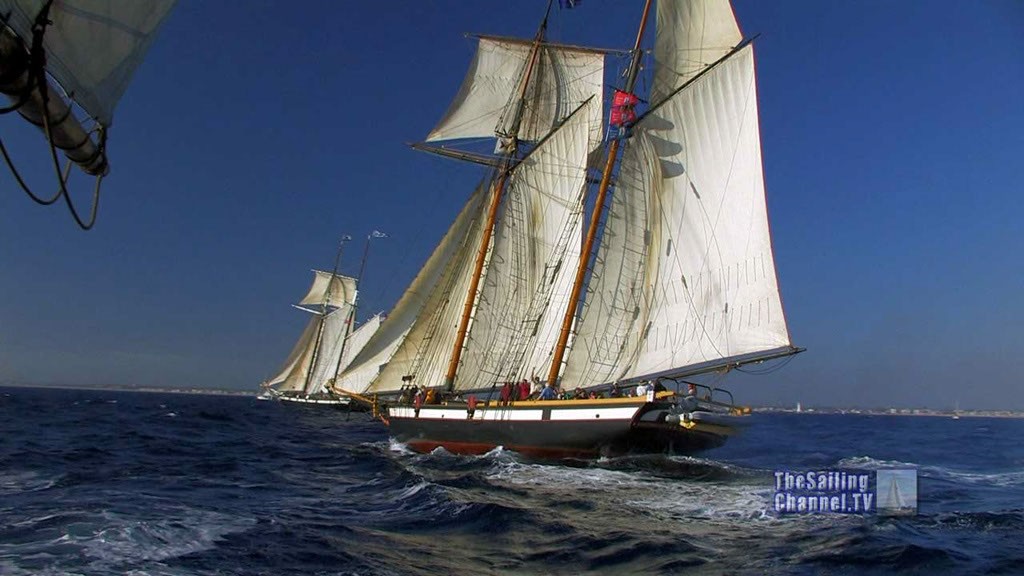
xmin=302 ymin=235 xmax=350 ymax=395
xmin=443 ymin=1 xmax=555 ymax=392
xmin=546 ymin=0 xmax=654 ymax=386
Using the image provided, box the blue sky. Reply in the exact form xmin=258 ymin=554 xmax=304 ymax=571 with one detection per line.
xmin=1 ymin=1 xmax=1021 ymax=410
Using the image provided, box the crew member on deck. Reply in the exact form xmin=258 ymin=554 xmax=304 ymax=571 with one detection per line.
xmin=538 ymin=382 xmax=556 ymax=400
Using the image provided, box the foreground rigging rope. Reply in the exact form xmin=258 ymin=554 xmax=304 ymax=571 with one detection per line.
xmin=0 ymin=0 xmax=107 ymax=230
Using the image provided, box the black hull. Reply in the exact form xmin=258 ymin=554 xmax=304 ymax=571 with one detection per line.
xmin=387 ymin=400 xmax=734 ymax=459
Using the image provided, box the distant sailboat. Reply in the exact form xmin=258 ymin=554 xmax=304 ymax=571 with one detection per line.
xmin=879 ymin=471 xmax=916 ymax=516
xmin=263 ymin=233 xmax=388 ymax=406
xmin=339 ymin=0 xmax=803 ymax=459
xmin=0 ymin=0 xmax=176 ymax=227
xmin=261 ymin=269 xmax=363 ymax=406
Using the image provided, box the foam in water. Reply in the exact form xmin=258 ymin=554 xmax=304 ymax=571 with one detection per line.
xmin=79 ymin=509 xmax=255 ymax=566
xmin=839 ymin=455 xmax=1024 ymax=487
xmin=0 ymin=470 xmax=59 ymax=496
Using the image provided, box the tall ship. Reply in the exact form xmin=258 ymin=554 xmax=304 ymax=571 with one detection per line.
xmin=338 ymin=0 xmax=802 ymax=458
xmin=263 ymin=234 xmax=391 ymax=406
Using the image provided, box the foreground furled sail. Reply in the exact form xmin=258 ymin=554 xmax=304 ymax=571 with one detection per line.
xmin=364 ymin=0 xmax=801 ymax=459
xmin=0 ymin=0 xmax=176 ymax=126
xmin=0 ymin=0 xmax=176 ymax=228
xmin=0 ymin=0 xmax=176 ymax=174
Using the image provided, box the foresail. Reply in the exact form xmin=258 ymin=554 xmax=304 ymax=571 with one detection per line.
xmin=347 ymin=185 xmax=487 ymax=395
xmin=652 ymin=0 xmax=742 ymax=103
xmin=298 ymin=271 xmax=357 ymax=310
xmin=426 ymin=38 xmax=604 ymax=150
xmin=564 ymin=43 xmax=790 ymax=385
xmin=454 ymin=99 xmax=593 ymax=391
xmin=332 ymin=313 xmax=384 ymax=393
xmin=0 ymin=0 xmax=177 ymax=125
xmin=369 ymin=189 xmax=490 ymax=394
xmin=264 ymin=317 xmax=320 ymax=393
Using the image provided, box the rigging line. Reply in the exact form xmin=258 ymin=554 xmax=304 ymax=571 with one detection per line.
xmin=30 ymin=0 xmax=103 ymax=229
xmin=0 ymin=72 xmax=34 ymax=115
xmin=636 ymin=35 xmax=758 ymax=126
xmin=736 ymin=354 xmax=795 ymax=375
xmin=0 ymin=135 xmax=71 ymax=204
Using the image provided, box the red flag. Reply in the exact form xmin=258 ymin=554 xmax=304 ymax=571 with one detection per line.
xmin=610 ymin=106 xmax=636 ymax=127
xmin=613 ymin=89 xmax=639 ymax=108
xmin=610 ymin=89 xmax=639 ymax=127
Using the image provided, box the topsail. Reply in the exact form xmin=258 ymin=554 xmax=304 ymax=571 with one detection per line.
xmin=426 ymin=37 xmax=605 ymax=151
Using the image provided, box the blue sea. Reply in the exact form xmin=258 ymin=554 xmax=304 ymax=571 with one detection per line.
xmin=1 ymin=386 xmax=1022 ymax=575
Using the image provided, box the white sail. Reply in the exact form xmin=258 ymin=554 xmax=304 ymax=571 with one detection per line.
xmin=264 ymin=316 xmax=320 ymax=393
xmin=0 ymin=0 xmax=177 ymax=126
xmin=348 ymin=185 xmax=488 ymax=394
xmin=652 ymin=0 xmax=742 ymax=103
xmin=560 ymin=130 xmax=661 ymax=387
xmin=562 ymin=14 xmax=789 ymax=385
xmin=303 ymin=307 xmax=352 ymax=395
xmin=426 ymin=37 xmax=604 ymax=150
xmin=298 ymin=271 xmax=357 ymax=310
xmin=265 ymin=305 xmax=352 ymax=394
xmin=331 ymin=313 xmax=385 ymax=393
xmin=455 ymin=99 xmax=593 ymax=391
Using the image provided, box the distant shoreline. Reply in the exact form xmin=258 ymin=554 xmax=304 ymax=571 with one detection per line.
xmin=0 ymin=383 xmax=253 ymax=397
xmin=756 ymin=407 xmax=1024 ymax=419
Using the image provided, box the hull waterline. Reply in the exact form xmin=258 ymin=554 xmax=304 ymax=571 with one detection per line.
xmin=386 ymin=396 xmax=742 ymax=459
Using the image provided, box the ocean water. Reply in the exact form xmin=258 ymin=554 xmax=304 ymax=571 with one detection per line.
xmin=1 ymin=386 xmax=1022 ymax=575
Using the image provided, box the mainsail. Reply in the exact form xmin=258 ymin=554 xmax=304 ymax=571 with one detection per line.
xmin=561 ymin=0 xmax=792 ymax=387
xmin=265 ymin=307 xmax=349 ymax=395
xmin=455 ymin=99 xmax=594 ymax=390
xmin=330 ymin=313 xmax=385 ymax=393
